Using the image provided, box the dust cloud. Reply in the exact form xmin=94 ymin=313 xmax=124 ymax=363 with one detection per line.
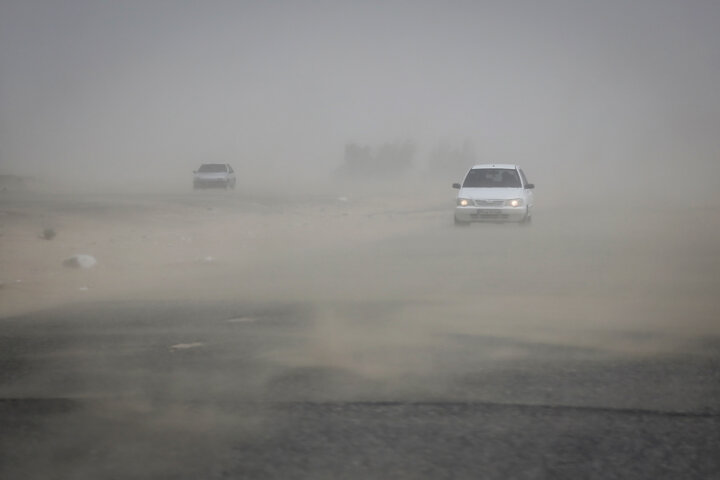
xmin=1 ymin=1 xmax=720 ymax=478
xmin=2 ymin=184 xmax=718 ymax=363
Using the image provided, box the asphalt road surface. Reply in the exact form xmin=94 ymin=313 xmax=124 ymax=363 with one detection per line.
xmin=1 ymin=190 xmax=719 ymax=479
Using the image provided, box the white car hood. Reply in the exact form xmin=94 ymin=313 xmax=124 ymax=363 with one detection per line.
xmin=458 ymin=187 xmax=524 ymax=200
xmin=194 ymin=172 xmax=229 ymax=179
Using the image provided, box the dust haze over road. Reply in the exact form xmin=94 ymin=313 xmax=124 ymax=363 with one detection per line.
xmin=2 ymin=0 xmax=720 ymax=191
xmin=1 ymin=1 xmax=720 ymax=478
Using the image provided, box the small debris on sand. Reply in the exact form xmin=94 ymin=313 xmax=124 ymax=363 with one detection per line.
xmin=169 ymin=342 xmax=205 ymax=351
xmin=63 ymin=254 xmax=97 ymax=269
xmin=41 ymin=228 xmax=56 ymax=240
xmin=227 ymin=317 xmax=257 ymax=324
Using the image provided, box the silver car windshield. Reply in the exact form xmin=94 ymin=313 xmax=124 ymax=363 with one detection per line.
xmin=463 ymin=168 xmax=521 ymax=188
xmin=197 ymin=164 xmax=227 ymax=173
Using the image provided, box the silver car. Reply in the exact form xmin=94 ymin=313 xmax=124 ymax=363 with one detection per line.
xmin=193 ymin=163 xmax=236 ymax=190
xmin=453 ymin=164 xmax=534 ymax=225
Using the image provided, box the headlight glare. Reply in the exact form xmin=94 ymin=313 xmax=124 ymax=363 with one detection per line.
xmin=457 ymin=198 xmax=472 ymax=207
xmin=505 ymin=198 xmax=524 ymax=207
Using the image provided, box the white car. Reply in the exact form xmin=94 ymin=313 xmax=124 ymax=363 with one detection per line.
xmin=453 ymin=164 xmax=534 ymax=225
xmin=193 ymin=163 xmax=236 ymax=189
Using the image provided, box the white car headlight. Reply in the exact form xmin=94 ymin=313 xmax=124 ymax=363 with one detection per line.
xmin=505 ymin=198 xmax=524 ymax=207
xmin=457 ymin=198 xmax=472 ymax=207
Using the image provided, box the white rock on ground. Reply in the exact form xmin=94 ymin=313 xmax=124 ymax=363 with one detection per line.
xmin=170 ymin=342 xmax=205 ymax=351
xmin=62 ymin=254 xmax=97 ymax=269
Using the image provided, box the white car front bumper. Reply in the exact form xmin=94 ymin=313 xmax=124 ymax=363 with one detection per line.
xmin=455 ymin=205 xmax=528 ymax=223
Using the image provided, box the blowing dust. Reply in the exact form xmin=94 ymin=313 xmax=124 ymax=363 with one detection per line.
xmin=2 ymin=180 xmax=718 ymax=364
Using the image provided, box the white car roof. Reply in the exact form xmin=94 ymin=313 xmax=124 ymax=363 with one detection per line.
xmin=470 ymin=164 xmax=519 ymax=170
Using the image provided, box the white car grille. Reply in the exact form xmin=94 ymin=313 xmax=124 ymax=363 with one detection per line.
xmin=473 ymin=199 xmax=504 ymax=207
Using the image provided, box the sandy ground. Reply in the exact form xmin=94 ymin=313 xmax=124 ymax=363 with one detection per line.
xmin=0 ymin=187 xmax=446 ymax=312
xmin=2 ymin=186 xmax=719 ymax=353
xmin=1 ymin=185 xmax=720 ymax=404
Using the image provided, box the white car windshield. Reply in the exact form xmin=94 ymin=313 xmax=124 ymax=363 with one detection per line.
xmin=197 ymin=164 xmax=227 ymax=173
xmin=463 ymin=168 xmax=521 ymax=188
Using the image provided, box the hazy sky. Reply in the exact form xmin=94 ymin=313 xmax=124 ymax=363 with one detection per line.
xmin=1 ymin=0 xmax=719 ymax=187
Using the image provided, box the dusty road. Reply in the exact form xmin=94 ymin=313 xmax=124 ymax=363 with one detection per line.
xmin=1 ymin=188 xmax=719 ymax=478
